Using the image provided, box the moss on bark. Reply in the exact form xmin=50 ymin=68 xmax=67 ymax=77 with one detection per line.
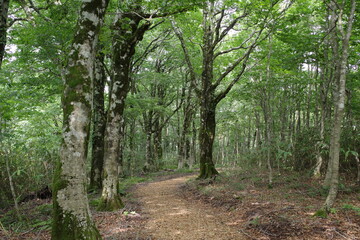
xmin=198 ymin=162 xmax=218 ymax=179
xmin=52 ymin=206 xmax=101 ymax=240
xmin=97 ymin=196 xmax=124 ymax=211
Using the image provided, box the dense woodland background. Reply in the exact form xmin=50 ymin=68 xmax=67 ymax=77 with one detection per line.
xmin=0 ymin=0 xmax=359 ymax=239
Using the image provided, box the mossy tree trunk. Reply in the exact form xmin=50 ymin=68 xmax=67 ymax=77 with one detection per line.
xmin=198 ymin=98 xmax=219 ymax=179
xmin=99 ymin=7 xmax=150 ymax=211
xmin=89 ymin=49 xmax=106 ymax=191
xmin=174 ymin=1 xmax=275 ymax=178
xmin=0 ymin=0 xmax=10 ymax=69
xmin=52 ymin=0 xmax=109 ymax=239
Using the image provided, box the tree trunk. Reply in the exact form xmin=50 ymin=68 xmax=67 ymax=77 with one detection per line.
xmin=99 ymin=10 xmax=150 ymax=211
xmin=5 ymin=152 xmax=21 ymax=221
xmin=178 ymin=81 xmax=194 ymax=169
xmin=313 ymin=57 xmax=330 ymax=178
xmin=89 ymin=49 xmax=106 ymax=191
xmin=153 ymin=117 xmax=163 ymax=168
xmin=261 ymin=35 xmax=274 ymax=187
xmin=52 ymin=0 xmax=109 ymax=238
xmin=0 ymin=0 xmax=10 ymax=69
xmin=355 ymin=155 xmax=360 ymax=185
xmin=173 ymin=0 xmax=275 ymax=178
xmin=189 ymin=119 xmax=197 ymax=169
xmin=323 ymin=0 xmax=356 ymax=211
xmin=143 ymin=111 xmax=154 ymax=172
xmin=198 ymin=100 xmax=219 ymax=179
xmin=127 ymin=117 xmax=136 ymax=175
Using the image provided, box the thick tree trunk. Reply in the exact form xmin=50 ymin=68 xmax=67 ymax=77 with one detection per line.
xmin=174 ymin=0 xmax=272 ymax=178
xmin=99 ymin=10 xmax=150 ymax=211
xmin=0 ymin=0 xmax=10 ymax=69
xmin=89 ymin=50 xmax=106 ymax=191
xmin=198 ymin=4 xmax=219 ymax=179
xmin=198 ymin=100 xmax=219 ymax=179
xmin=52 ymin=0 xmax=109 ymax=238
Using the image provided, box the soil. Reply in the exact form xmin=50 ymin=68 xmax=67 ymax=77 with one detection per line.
xmin=132 ymin=175 xmax=246 ymax=240
xmin=1 ymin=171 xmax=359 ymax=240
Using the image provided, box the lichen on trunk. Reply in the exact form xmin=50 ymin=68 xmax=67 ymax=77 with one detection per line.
xmin=52 ymin=0 xmax=109 ymax=238
xmin=100 ymin=9 xmax=150 ymax=210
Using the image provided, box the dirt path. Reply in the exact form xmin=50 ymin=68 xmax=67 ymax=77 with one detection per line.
xmin=134 ymin=175 xmax=245 ymax=240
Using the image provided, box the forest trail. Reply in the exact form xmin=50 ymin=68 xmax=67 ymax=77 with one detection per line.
xmin=133 ymin=175 xmax=245 ymax=240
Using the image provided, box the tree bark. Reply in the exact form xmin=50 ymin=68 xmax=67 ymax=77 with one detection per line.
xmin=0 ymin=0 xmax=10 ymax=69
xmin=197 ymin=4 xmax=219 ymax=179
xmin=89 ymin=49 xmax=106 ymax=191
xmin=199 ymin=100 xmax=218 ymax=178
xmin=52 ymin=0 xmax=109 ymax=238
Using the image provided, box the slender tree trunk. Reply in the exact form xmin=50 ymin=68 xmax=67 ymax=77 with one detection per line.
xmin=117 ymin=119 xmax=125 ymax=176
xmin=189 ymin=119 xmax=197 ymax=169
xmin=313 ymin=56 xmax=330 ymax=177
xmin=128 ymin=118 xmax=135 ymax=175
xmin=178 ymin=82 xmax=194 ymax=169
xmin=153 ymin=117 xmax=163 ymax=168
xmin=0 ymin=0 xmax=9 ymax=69
xmin=323 ymin=0 xmax=356 ymax=211
xmin=355 ymin=155 xmax=360 ymax=185
xmin=89 ymin=50 xmax=106 ymax=191
xmin=143 ymin=111 xmax=154 ymax=171
xmin=52 ymin=0 xmax=109 ymax=238
xmin=5 ymin=152 xmax=21 ymax=220
xmin=262 ymin=35 xmax=273 ymax=187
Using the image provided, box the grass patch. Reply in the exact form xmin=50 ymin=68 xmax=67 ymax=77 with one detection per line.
xmin=0 ymin=201 xmax=52 ymax=233
xmin=119 ymin=176 xmax=150 ymax=195
xmin=342 ymin=204 xmax=360 ymax=215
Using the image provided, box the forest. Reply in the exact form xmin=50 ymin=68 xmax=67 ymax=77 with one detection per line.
xmin=0 ymin=0 xmax=359 ymax=239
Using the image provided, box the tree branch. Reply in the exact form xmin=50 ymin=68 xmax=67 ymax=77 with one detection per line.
xmin=214 ymin=29 xmax=258 ymax=59
xmin=171 ymin=20 xmax=201 ymax=97
xmin=214 ymin=50 xmax=250 ymax=104
xmin=213 ymin=11 xmax=249 ymax=47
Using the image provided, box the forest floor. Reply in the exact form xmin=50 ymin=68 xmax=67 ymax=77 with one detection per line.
xmin=0 ymin=169 xmax=359 ymax=239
